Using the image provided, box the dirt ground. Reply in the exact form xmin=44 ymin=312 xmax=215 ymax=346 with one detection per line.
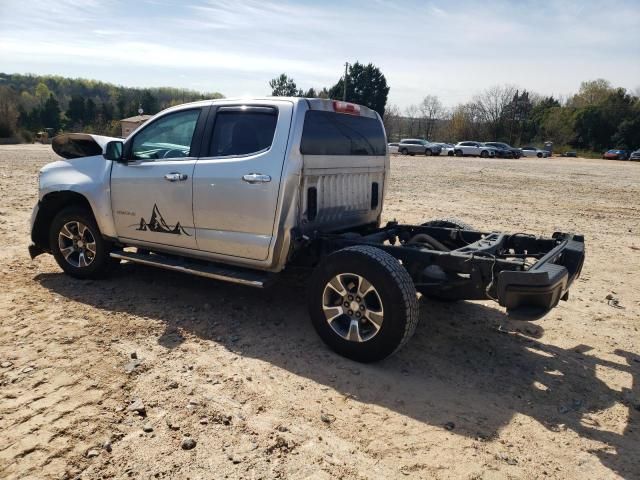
xmin=1 ymin=144 xmax=639 ymax=480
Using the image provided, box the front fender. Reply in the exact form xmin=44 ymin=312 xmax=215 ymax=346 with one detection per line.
xmin=38 ymin=155 xmax=117 ymax=238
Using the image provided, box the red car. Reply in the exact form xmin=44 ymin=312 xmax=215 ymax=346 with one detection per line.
xmin=603 ymin=149 xmax=630 ymax=160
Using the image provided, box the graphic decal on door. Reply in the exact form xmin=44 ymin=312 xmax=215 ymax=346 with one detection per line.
xmin=136 ymin=204 xmax=191 ymax=236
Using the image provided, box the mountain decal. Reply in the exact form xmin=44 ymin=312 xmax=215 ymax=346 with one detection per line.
xmin=136 ymin=204 xmax=191 ymax=236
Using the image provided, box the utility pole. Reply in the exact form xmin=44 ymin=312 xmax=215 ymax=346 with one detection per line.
xmin=343 ymin=62 xmax=349 ymax=101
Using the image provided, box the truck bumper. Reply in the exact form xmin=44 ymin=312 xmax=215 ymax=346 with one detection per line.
xmin=497 ymin=233 xmax=585 ymax=317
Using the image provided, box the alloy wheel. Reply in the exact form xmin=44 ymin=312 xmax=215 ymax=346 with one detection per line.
xmin=322 ymin=273 xmax=384 ymax=342
xmin=57 ymin=220 xmax=97 ymax=268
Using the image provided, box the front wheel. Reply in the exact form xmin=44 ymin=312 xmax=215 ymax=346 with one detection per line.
xmin=400 ymin=148 xmax=408 ymax=156
xmin=480 ymin=150 xmax=489 ymax=158
xmin=425 ymin=149 xmax=432 ymax=156
xmin=49 ymin=207 xmax=118 ymax=279
xmin=455 ymin=150 xmax=463 ymax=157
xmin=308 ymin=246 xmax=419 ymax=362
xmin=537 ymin=152 xmax=543 ymax=158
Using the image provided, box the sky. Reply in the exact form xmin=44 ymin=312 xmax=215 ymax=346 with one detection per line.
xmin=1 ymin=0 xmax=639 ymax=109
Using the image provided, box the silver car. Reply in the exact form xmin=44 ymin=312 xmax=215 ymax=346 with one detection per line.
xmin=521 ymin=146 xmax=551 ymax=158
xmin=398 ymin=138 xmax=442 ymax=156
xmin=453 ymin=141 xmax=497 ymax=158
xmin=630 ymin=149 xmax=640 ymax=161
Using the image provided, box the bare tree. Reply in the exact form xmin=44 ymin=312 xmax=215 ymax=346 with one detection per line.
xmin=472 ymin=85 xmax=517 ymax=139
xmin=404 ymin=104 xmax=420 ymax=138
xmin=418 ymin=95 xmax=443 ymax=140
xmin=445 ymin=103 xmax=484 ymax=141
xmin=383 ymin=104 xmax=402 ymax=141
xmin=0 ymin=86 xmax=19 ymax=137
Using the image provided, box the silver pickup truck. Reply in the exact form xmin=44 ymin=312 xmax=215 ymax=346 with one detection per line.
xmin=29 ymin=98 xmax=585 ymax=362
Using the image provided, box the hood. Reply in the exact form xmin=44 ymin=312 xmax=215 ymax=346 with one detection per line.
xmin=52 ymin=133 xmax=122 ymax=159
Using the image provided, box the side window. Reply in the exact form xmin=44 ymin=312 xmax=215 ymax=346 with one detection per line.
xmin=208 ymin=108 xmax=277 ymax=157
xmin=131 ymin=109 xmax=201 ymax=160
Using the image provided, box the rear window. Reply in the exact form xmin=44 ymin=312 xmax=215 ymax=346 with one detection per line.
xmin=300 ymin=110 xmax=386 ymax=156
xmin=208 ymin=108 xmax=277 ymax=157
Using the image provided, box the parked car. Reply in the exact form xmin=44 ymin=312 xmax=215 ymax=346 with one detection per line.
xmin=630 ymin=149 xmax=640 ymax=161
xmin=453 ymin=141 xmax=496 ymax=158
xmin=388 ymin=143 xmax=399 ymax=154
xmin=521 ymin=146 xmax=550 ymax=158
xmin=435 ymin=143 xmax=455 ymax=156
xmin=484 ymin=142 xmax=522 ymax=159
xmin=30 ymin=97 xmax=585 ymax=362
xmin=603 ymin=149 xmax=630 ymax=160
xmin=398 ymin=139 xmax=442 ymax=156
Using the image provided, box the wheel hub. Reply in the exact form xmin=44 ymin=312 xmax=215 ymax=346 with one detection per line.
xmin=58 ymin=220 xmax=97 ymax=268
xmin=322 ymin=273 xmax=384 ymax=343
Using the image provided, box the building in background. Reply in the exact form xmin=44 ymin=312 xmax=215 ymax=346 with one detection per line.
xmin=120 ymin=115 xmax=152 ymax=138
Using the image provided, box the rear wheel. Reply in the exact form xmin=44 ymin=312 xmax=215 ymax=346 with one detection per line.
xmin=421 ymin=218 xmax=473 ymax=230
xmin=49 ymin=207 xmax=117 ymax=279
xmin=480 ymin=150 xmax=489 ymax=158
xmin=308 ymin=246 xmax=419 ymax=362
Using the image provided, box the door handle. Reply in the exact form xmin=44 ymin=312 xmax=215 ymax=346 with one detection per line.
xmin=242 ymin=173 xmax=271 ymax=184
xmin=164 ymin=172 xmax=188 ymax=182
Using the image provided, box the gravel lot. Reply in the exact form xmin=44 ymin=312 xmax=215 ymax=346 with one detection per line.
xmin=1 ymin=144 xmax=639 ymax=479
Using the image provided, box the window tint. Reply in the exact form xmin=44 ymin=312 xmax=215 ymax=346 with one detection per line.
xmin=301 ymin=111 xmax=386 ymax=156
xmin=208 ymin=108 xmax=277 ymax=157
xmin=131 ymin=109 xmax=200 ymax=160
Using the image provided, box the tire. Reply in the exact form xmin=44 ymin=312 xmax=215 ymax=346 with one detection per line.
xmin=537 ymin=152 xmax=543 ymax=158
xmin=400 ymin=148 xmax=408 ymax=156
xmin=455 ymin=150 xmax=463 ymax=157
xmin=448 ymin=150 xmax=454 ymax=156
xmin=480 ymin=150 xmax=489 ymax=158
xmin=425 ymin=149 xmax=432 ymax=156
xmin=49 ymin=206 xmax=117 ymax=279
xmin=421 ymin=218 xmax=474 ymax=230
xmin=308 ymin=245 xmax=419 ymax=362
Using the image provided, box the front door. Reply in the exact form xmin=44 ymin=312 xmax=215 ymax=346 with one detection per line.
xmin=111 ymin=107 xmax=205 ymax=250
xmin=192 ymin=101 xmax=293 ymax=260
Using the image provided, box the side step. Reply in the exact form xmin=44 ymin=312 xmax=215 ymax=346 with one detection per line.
xmin=110 ymin=251 xmax=271 ymax=288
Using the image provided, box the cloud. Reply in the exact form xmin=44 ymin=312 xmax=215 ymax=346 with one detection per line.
xmin=0 ymin=0 xmax=638 ymax=108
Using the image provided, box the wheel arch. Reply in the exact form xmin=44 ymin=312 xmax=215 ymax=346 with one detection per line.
xmin=32 ymin=191 xmax=96 ymax=252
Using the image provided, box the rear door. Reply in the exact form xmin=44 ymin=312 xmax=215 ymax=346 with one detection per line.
xmin=192 ymin=100 xmax=293 ymax=260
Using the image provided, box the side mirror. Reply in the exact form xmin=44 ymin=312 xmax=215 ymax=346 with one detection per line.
xmin=104 ymin=140 xmax=124 ymax=162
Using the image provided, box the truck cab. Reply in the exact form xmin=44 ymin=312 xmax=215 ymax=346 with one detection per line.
xmin=32 ymin=98 xmax=386 ymax=272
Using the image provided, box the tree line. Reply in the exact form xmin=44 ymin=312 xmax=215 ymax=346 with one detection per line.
xmin=0 ymin=73 xmax=223 ymax=141
xmin=1 ymin=70 xmax=637 ymax=154
xmin=269 ymin=61 xmax=390 ymax=119
xmin=384 ymin=80 xmax=640 ymax=153
xmin=271 ymin=69 xmax=639 ymax=153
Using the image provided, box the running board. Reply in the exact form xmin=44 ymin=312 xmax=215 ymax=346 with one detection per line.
xmin=110 ymin=251 xmax=271 ymax=288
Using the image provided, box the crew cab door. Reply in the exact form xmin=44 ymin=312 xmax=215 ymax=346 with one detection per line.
xmin=110 ymin=106 xmax=208 ymax=249
xmin=192 ymin=101 xmax=293 ymax=260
